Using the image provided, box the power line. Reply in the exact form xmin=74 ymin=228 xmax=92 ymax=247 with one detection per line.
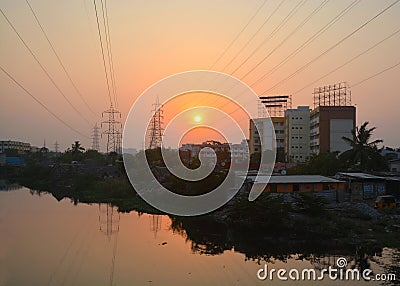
xmin=260 ymin=0 xmax=400 ymax=94
xmin=206 ymin=0 xmax=324 ymax=109
xmin=231 ymin=0 xmax=306 ymax=76
xmin=216 ymin=0 xmax=396 ymax=124
xmin=0 ymin=65 xmax=89 ymax=139
xmin=206 ymin=0 xmax=303 ymax=100
xmin=208 ymin=0 xmax=269 ymax=70
xmin=294 ymin=27 xmax=400 ymax=94
xmin=250 ymin=0 xmax=361 ymax=88
xmin=351 ymin=60 xmax=400 ymax=88
xmin=93 ymin=0 xmax=113 ymax=106
xmin=241 ymin=0 xmax=330 ymax=80
xmin=194 ymin=0 xmax=363 ymax=125
xmin=0 ymin=7 xmax=92 ymax=126
xmin=100 ymin=0 xmax=118 ymax=108
xmin=221 ymin=0 xmax=287 ymax=73
xmin=25 ymin=0 xmax=98 ymax=119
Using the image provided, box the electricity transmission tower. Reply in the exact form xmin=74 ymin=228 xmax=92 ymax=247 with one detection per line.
xmin=54 ymin=141 xmax=59 ymax=153
xmin=102 ymin=105 xmax=122 ymax=154
xmin=98 ymin=203 xmax=120 ymax=240
xmin=91 ymin=123 xmax=100 ymax=151
xmin=149 ymin=215 xmax=162 ymax=239
xmin=147 ymin=97 xmax=164 ymax=149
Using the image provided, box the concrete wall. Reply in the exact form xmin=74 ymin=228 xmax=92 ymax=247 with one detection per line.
xmin=330 ymin=119 xmax=353 ymax=153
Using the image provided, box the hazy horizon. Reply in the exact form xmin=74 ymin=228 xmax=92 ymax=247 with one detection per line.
xmin=1 ymin=0 xmax=399 ymax=151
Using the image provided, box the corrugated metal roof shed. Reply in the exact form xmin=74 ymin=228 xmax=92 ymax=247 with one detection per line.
xmin=336 ymin=172 xmax=386 ymax=180
xmin=254 ymin=175 xmax=343 ymax=184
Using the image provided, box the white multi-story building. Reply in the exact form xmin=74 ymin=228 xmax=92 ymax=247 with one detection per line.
xmin=229 ymin=139 xmax=250 ymax=163
xmin=249 ymin=118 xmax=275 ymax=154
xmin=0 ymin=140 xmax=31 ymax=153
xmin=285 ymin=106 xmax=310 ymax=162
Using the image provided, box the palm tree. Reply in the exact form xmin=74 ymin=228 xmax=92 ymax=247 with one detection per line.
xmin=71 ymin=141 xmax=85 ymax=154
xmin=341 ymin=121 xmax=383 ymax=171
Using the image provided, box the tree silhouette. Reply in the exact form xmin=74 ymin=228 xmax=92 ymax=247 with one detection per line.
xmin=341 ymin=122 xmax=385 ymax=171
xmin=71 ymin=141 xmax=85 ymax=155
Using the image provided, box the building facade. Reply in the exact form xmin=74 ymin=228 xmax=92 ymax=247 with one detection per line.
xmin=284 ymin=106 xmax=310 ymax=162
xmin=271 ymin=117 xmax=285 ymax=162
xmin=229 ymin=139 xmax=250 ymax=163
xmin=180 ymin=140 xmax=231 ymax=166
xmin=310 ymin=106 xmax=356 ymax=155
xmin=249 ymin=118 xmax=277 ymax=157
xmin=0 ymin=140 xmax=31 ymax=153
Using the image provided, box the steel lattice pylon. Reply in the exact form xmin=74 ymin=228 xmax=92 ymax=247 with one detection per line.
xmin=91 ymin=123 xmax=100 ymax=151
xmin=102 ymin=104 xmax=122 ymax=154
xmin=147 ymin=97 xmax=164 ymax=149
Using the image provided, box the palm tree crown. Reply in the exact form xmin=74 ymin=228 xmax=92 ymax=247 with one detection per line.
xmin=341 ymin=121 xmax=383 ymax=171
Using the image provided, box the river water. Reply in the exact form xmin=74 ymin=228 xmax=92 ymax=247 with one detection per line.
xmin=0 ymin=187 xmax=398 ymax=286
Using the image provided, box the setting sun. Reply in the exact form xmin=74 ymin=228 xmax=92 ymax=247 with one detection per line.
xmin=194 ymin=115 xmax=202 ymax=123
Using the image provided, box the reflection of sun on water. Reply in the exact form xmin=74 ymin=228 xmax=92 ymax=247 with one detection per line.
xmin=194 ymin=115 xmax=201 ymax=123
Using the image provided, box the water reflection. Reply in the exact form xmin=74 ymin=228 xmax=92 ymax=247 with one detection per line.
xmin=98 ymin=204 xmax=120 ymax=239
xmin=0 ymin=180 xmax=22 ymax=191
xmin=98 ymin=204 xmax=120 ymax=286
xmin=170 ymin=216 xmax=383 ymax=264
xmin=149 ymin=215 xmax=162 ymax=239
xmin=0 ymin=188 xmax=398 ymax=286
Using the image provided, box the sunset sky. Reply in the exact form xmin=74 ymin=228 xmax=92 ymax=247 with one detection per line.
xmin=1 ymin=0 xmax=399 ymax=151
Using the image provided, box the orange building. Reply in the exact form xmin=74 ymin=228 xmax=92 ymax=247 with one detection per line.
xmin=254 ymin=175 xmax=345 ymax=193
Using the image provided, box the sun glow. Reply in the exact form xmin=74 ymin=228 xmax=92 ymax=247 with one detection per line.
xmin=194 ymin=115 xmax=202 ymax=123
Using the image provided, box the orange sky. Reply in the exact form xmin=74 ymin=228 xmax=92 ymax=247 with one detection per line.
xmin=0 ymin=0 xmax=399 ymax=150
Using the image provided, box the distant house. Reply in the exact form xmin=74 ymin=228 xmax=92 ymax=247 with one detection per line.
xmin=250 ymin=175 xmax=346 ymax=202
xmin=335 ymin=172 xmax=386 ymax=200
xmin=254 ymin=175 xmax=345 ymax=193
xmin=0 ymin=140 xmax=31 ymax=153
xmin=380 ymin=147 xmax=400 ymax=160
xmin=389 ymin=159 xmax=400 ymax=174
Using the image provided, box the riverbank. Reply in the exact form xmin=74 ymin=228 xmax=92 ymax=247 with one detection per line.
xmin=5 ymin=164 xmax=400 ymax=252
